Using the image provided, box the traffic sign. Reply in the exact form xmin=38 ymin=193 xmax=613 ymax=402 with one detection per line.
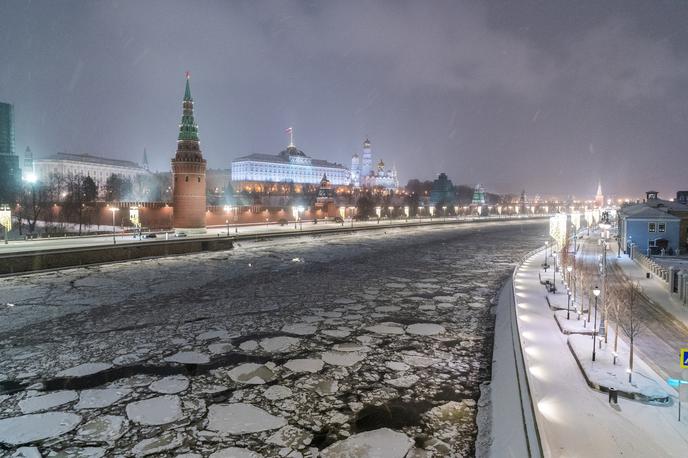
xmin=681 ymin=349 xmax=688 ymax=368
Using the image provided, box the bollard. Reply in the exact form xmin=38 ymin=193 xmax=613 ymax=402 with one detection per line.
xmin=609 ymin=388 xmax=618 ymax=404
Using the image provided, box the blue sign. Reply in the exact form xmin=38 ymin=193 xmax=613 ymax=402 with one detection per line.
xmin=682 ymin=349 xmax=688 ymax=368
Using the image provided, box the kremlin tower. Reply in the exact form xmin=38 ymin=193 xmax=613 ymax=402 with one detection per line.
xmin=171 ymin=73 xmax=207 ymax=233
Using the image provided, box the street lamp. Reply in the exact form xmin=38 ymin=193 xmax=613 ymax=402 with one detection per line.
xmin=109 ymin=206 xmax=119 ymax=245
xmin=543 ymin=241 xmax=550 ymax=271
xmin=375 ymin=206 xmax=381 ymax=224
xmin=388 ymin=206 xmax=393 ymax=225
xmin=404 ymin=206 xmax=409 ymax=222
xmin=223 ymin=205 xmax=230 ymax=236
xmin=567 ymin=288 xmax=572 ymax=320
xmin=592 ymin=286 xmax=601 ymax=362
xmin=552 ymin=252 xmax=557 ymax=292
xmin=442 ymin=206 xmax=447 ymax=221
xmin=418 ymin=206 xmax=424 ymax=223
xmin=297 ymin=206 xmax=304 ymax=230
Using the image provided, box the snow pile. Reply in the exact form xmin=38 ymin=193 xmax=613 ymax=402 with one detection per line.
xmin=125 ymin=395 xmax=183 ymax=425
xmin=207 ymin=403 xmax=287 ymax=434
xmin=0 ymin=412 xmax=82 ymax=445
xmin=18 ymin=390 xmax=77 ymax=413
xmin=321 ymin=428 xmax=414 ymax=457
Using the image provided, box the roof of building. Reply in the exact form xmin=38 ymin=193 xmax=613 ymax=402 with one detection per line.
xmin=645 ymin=197 xmax=688 ymax=212
xmin=232 ymin=147 xmax=348 ymax=170
xmin=36 ymin=152 xmax=144 ymax=169
xmin=620 ymin=204 xmax=681 ymax=220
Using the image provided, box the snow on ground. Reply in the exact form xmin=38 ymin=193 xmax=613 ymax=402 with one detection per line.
xmin=0 ymin=220 xmax=546 ymax=455
xmin=568 ymin=333 xmax=670 ymax=401
xmin=513 ymin=250 xmax=688 ymax=457
xmin=553 ymin=310 xmax=594 ymax=335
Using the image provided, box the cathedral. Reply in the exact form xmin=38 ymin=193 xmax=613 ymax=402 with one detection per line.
xmin=350 ymin=138 xmax=399 ymax=190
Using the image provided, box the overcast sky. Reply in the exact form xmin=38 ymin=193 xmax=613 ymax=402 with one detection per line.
xmin=1 ymin=0 xmax=687 ymax=198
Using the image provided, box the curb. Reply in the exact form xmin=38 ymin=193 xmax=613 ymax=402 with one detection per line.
xmin=565 ymin=339 xmax=670 ymax=404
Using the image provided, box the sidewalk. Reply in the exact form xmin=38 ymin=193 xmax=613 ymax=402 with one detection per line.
xmin=615 ymin=252 xmax=688 ymax=328
xmin=513 ymin=250 xmax=688 ymax=457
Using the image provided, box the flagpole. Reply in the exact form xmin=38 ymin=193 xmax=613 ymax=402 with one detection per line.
xmin=289 ymin=128 xmax=294 ymax=147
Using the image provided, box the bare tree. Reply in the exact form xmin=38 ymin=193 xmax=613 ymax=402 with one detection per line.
xmin=17 ymin=180 xmax=49 ymax=234
xmin=617 ymin=281 xmax=644 ymax=382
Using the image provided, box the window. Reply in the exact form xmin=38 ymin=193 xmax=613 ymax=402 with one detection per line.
xmin=648 ymin=222 xmax=656 ymax=232
xmin=658 ymin=223 xmax=666 ymax=232
xmin=185 ymin=176 xmax=189 ymax=182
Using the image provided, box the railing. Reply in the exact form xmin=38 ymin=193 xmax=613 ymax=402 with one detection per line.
xmin=507 ymin=245 xmax=546 ymax=458
xmin=634 ymin=250 xmax=669 ymax=283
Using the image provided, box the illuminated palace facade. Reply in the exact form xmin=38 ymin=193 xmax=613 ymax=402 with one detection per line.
xmin=231 ymin=143 xmax=350 ymax=192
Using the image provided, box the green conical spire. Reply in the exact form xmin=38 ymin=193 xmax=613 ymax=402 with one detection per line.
xmin=178 ymin=72 xmax=199 ymax=142
xmin=184 ymin=72 xmax=193 ymax=101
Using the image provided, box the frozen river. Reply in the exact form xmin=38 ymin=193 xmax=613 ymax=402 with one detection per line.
xmin=0 ymin=220 xmax=546 ymax=456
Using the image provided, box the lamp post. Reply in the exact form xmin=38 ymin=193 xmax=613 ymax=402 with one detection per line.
xmin=404 ymin=206 xmax=409 ymax=222
xmin=298 ymin=206 xmax=304 ymax=231
xmin=543 ymin=241 xmax=549 ymax=271
xmin=375 ymin=206 xmax=381 ymax=224
xmin=418 ymin=206 xmax=424 ymax=224
xmin=592 ymin=286 xmax=601 ymax=362
xmin=442 ymin=206 xmax=447 ymax=222
xmin=388 ymin=206 xmax=393 ymax=225
xmin=109 ymin=207 xmax=119 ymax=245
xmin=552 ymin=252 xmax=557 ymax=292
xmin=223 ymin=205 xmax=230 ymax=236
xmin=567 ymin=289 xmax=572 ymax=320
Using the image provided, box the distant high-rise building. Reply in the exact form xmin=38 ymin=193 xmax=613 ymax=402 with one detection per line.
xmin=429 ymin=173 xmax=456 ymax=206
xmin=171 ymin=73 xmax=207 ymax=234
xmin=0 ymin=102 xmax=21 ymax=203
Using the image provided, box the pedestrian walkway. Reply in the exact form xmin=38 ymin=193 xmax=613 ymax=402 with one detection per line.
xmin=513 ymin=249 xmax=688 ymax=457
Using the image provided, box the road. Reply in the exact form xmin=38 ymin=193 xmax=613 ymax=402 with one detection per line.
xmin=0 ymin=220 xmax=547 ymax=455
xmin=579 ymin=233 xmax=688 ymax=380
xmin=0 ymin=214 xmax=545 ymax=255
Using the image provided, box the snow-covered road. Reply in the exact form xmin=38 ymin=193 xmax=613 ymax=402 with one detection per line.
xmin=0 ymin=220 xmax=546 ymax=456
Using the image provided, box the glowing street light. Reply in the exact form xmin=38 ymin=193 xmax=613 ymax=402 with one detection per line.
xmin=404 ymin=206 xmax=409 ymax=222
xmin=375 ymin=206 xmax=381 ymax=224
xmin=109 ymin=206 xmax=120 ymax=245
xmin=442 ymin=206 xmax=447 ymax=221
xmin=0 ymin=204 xmax=11 ymax=245
xmin=223 ymin=205 xmax=230 ymax=236
xmin=388 ymin=206 xmax=393 ymax=225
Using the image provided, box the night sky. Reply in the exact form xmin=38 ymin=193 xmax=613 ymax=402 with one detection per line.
xmin=1 ymin=0 xmax=687 ymax=198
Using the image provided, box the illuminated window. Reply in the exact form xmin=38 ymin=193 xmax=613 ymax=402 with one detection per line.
xmin=658 ymin=223 xmax=666 ymax=232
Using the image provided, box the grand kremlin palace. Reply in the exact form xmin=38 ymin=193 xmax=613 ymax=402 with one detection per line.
xmin=231 ymin=144 xmax=350 ymax=191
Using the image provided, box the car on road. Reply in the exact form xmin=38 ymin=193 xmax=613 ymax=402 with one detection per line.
xmin=143 ymin=233 xmax=157 ymax=239
xmin=333 ymin=216 xmax=344 ymax=224
xmin=175 ymin=232 xmax=187 ymax=238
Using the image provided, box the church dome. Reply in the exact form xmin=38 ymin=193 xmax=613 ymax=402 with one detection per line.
xmin=279 ymin=145 xmax=307 ymax=158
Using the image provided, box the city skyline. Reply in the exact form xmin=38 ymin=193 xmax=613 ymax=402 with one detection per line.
xmin=1 ymin=1 xmax=687 ymax=197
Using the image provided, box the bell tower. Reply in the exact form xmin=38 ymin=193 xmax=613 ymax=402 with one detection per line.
xmin=171 ymin=73 xmax=207 ymax=233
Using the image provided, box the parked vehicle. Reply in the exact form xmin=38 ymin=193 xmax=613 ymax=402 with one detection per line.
xmin=175 ymin=232 xmax=188 ymax=238
xmin=143 ymin=233 xmax=157 ymax=239
xmin=278 ymin=218 xmax=288 ymax=226
xmin=333 ymin=216 xmax=344 ymax=224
